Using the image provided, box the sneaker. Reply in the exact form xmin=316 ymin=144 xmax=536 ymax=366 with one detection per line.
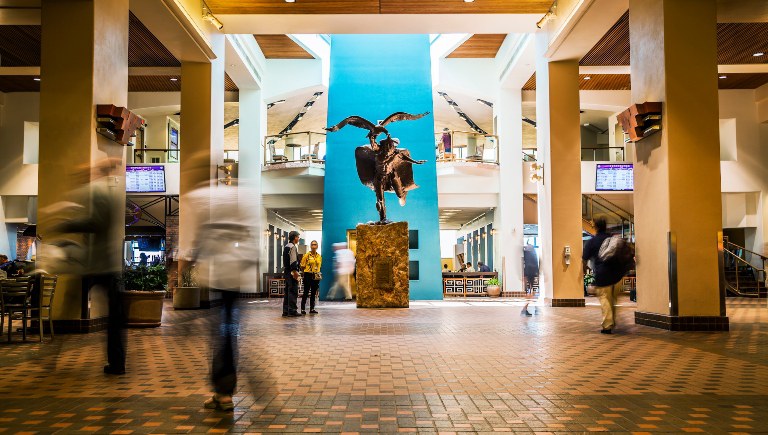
xmin=309 ymin=310 xmax=318 ymax=314
xmin=203 ymin=395 xmax=234 ymax=411
xmin=301 ymin=310 xmax=307 ymax=315
xmin=600 ymin=329 xmax=612 ymax=334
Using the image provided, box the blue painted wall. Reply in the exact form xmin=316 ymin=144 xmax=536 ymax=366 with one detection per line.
xmin=320 ymin=34 xmax=442 ymax=300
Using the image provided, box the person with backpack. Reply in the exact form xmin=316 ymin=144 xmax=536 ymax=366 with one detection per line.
xmin=582 ymin=218 xmax=635 ymax=334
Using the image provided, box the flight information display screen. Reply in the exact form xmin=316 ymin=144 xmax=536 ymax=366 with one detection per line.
xmin=126 ymin=165 xmax=166 ymax=193
xmin=595 ymin=163 xmax=633 ymax=191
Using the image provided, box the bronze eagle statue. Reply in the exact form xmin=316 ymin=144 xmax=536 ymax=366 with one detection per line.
xmin=325 ymin=112 xmax=429 ymax=223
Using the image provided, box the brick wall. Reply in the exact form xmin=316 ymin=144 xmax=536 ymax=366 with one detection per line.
xmin=16 ymin=227 xmax=34 ymax=260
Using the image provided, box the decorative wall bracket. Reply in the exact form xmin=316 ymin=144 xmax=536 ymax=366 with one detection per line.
xmin=617 ymin=102 xmax=662 ymax=142
xmin=96 ymin=104 xmax=145 ymax=146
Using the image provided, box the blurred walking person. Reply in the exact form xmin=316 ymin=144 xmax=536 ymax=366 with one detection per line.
xmin=300 ymin=240 xmax=322 ymax=314
xmin=282 ymin=231 xmax=302 ymax=317
xmin=328 ymin=243 xmax=355 ymax=300
xmin=43 ymin=158 xmax=126 ymax=375
xmin=188 ymin=182 xmax=259 ymax=411
xmin=582 ymin=218 xmax=635 ymax=334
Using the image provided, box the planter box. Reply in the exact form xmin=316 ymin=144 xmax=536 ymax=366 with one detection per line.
xmin=487 ymin=285 xmax=501 ymax=297
xmin=122 ymin=290 xmax=165 ymax=327
xmin=173 ymin=286 xmax=200 ymax=310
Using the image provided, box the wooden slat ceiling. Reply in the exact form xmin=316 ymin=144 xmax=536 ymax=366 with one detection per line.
xmin=128 ymin=12 xmax=180 ymax=67
xmin=208 ymin=0 xmax=551 ymax=14
xmin=446 ymin=34 xmax=507 ymax=58
xmin=253 ymin=35 xmax=314 ymax=59
xmin=127 ymin=74 xmax=239 ymax=92
xmin=581 ymin=11 xmax=768 ymax=66
xmin=521 ymin=72 xmax=768 ymax=90
xmin=0 ymin=12 xmax=178 ymax=68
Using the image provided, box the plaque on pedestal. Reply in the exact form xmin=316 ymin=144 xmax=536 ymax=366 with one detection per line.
xmin=355 ymin=221 xmax=409 ymax=308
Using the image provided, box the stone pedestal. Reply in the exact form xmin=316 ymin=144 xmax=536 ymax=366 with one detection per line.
xmin=355 ymin=222 xmax=409 ymax=308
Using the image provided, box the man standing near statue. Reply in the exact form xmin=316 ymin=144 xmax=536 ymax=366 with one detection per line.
xmin=282 ymin=231 xmax=302 ymax=317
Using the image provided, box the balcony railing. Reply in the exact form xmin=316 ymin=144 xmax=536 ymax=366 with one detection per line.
xmin=263 ymin=131 xmax=326 ymax=165
xmin=581 ymin=147 xmax=626 ymax=162
xmin=132 ymin=148 xmax=179 ymax=164
xmin=435 ymin=130 xmax=499 ymax=164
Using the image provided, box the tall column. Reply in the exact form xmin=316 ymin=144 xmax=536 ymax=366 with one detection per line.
xmin=494 ymin=88 xmax=525 ymax=292
xmin=630 ymin=0 xmax=727 ymax=330
xmin=37 ymin=0 xmax=128 ymax=324
xmin=238 ymin=89 xmax=267 ymax=292
xmin=178 ymin=34 xmax=225 ymax=288
xmin=535 ymin=34 xmax=584 ymax=307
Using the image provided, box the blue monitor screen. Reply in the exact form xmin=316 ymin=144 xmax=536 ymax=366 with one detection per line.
xmin=595 ymin=163 xmax=633 ymax=191
xmin=126 ymin=165 xmax=166 ymax=193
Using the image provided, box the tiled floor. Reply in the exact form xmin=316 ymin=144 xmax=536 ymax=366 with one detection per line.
xmin=1 ymin=296 xmax=767 ymax=434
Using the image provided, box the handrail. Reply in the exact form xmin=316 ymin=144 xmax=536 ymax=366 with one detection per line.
xmin=724 ymin=248 xmax=765 ymax=271
xmin=592 ymin=194 xmax=633 ymax=218
xmin=522 ymin=151 xmax=537 ymax=162
xmin=583 ymin=195 xmax=631 ymax=223
xmin=581 ymin=147 xmax=626 ymax=162
xmin=725 ymin=240 xmax=768 ymax=262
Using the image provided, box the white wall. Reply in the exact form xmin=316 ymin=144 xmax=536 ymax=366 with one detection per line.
xmin=437 ymin=59 xmax=498 ymax=101
xmin=718 ymin=89 xmax=768 ymax=256
xmin=263 ymin=59 xmax=323 ymax=101
xmin=0 ymin=93 xmax=39 ymax=196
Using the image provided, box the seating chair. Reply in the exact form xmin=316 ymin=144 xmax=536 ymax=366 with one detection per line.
xmin=0 ymin=277 xmax=34 ymax=342
xmin=466 ymin=142 xmax=486 ymax=162
xmin=269 ymin=142 xmax=288 ymax=163
xmin=28 ymin=275 xmax=57 ymax=342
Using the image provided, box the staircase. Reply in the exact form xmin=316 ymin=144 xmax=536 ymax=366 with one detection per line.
xmin=723 ymin=239 xmax=767 ymax=298
xmin=582 ymin=194 xmax=634 ymax=238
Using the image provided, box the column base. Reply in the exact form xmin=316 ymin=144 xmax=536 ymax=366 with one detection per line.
xmin=550 ymin=298 xmax=585 ymax=307
xmin=635 ymin=311 xmax=729 ymax=331
xmin=47 ymin=317 xmax=109 ymax=333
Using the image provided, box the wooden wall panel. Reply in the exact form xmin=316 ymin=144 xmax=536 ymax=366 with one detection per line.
xmin=717 ymin=73 xmax=768 ymax=89
xmin=580 ymin=11 xmax=629 ymax=66
xmin=446 ymin=34 xmax=507 ymax=58
xmin=0 ymin=26 xmax=41 ymax=66
xmin=254 ymin=35 xmax=315 ymax=59
xmin=0 ymin=76 xmax=40 ymax=92
xmin=209 ymin=0 xmax=549 ymax=14
xmin=209 ymin=0 xmax=379 ymax=14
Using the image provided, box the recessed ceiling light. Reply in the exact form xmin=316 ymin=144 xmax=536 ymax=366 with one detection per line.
xmin=719 ymin=75 xmax=727 ymax=79
xmin=33 ymin=77 xmax=40 ymax=81
xmin=754 ymin=52 xmax=765 ymax=57
xmin=285 ymin=0 xmax=295 ymax=2
xmin=584 ymin=76 xmax=591 ymax=80
xmin=170 ymin=77 xmax=178 ymax=81
xmin=464 ymin=0 xmax=474 ymax=2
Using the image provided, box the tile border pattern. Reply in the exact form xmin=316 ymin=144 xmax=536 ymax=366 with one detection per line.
xmin=551 ymin=298 xmax=586 ymax=307
xmin=635 ymin=311 xmax=730 ymax=331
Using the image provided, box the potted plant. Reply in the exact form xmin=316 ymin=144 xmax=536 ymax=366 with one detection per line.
xmin=122 ymin=265 xmax=166 ymax=327
xmin=584 ymin=271 xmax=597 ymax=296
xmin=173 ymin=265 xmax=200 ymax=310
xmin=486 ymin=277 xmax=501 ymax=297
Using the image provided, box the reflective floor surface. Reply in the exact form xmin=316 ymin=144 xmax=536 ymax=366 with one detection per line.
xmin=1 ymin=296 xmax=766 ymax=433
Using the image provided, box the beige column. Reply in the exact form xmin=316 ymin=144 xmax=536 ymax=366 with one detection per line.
xmin=535 ymin=33 xmax=584 ymax=307
xmin=630 ymin=0 xmax=727 ymax=330
xmin=178 ymin=35 xmax=225 ymax=290
xmin=37 ymin=0 xmax=128 ymax=324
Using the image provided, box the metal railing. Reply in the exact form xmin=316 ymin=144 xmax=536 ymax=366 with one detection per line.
xmin=723 ymin=239 xmax=767 ymax=300
xmin=582 ymin=194 xmax=634 ymax=239
xmin=522 ymin=150 xmax=537 ymax=162
xmin=435 ymin=130 xmax=499 ymax=164
xmin=581 ymin=147 xmax=626 ymax=162
xmin=263 ymin=131 xmax=326 ymax=165
xmin=132 ymin=148 xmax=180 ymax=164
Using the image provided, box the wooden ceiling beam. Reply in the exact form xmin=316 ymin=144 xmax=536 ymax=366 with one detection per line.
xmin=207 ymin=0 xmax=549 ymax=15
xmin=0 ymin=66 xmax=183 ymax=76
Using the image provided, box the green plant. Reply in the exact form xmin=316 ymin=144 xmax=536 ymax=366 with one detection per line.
xmin=584 ymin=272 xmax=595 ymax=287
xmin=124 ymin=265 xmax=167 ymax=291
xmin=486 ymin=277 xmax=500 ymax=286
xmin=180 ymin=265 xmax=198 ymax=287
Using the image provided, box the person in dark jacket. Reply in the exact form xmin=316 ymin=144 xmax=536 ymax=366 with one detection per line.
xmin=282 ymin=231 xmax=301 ymax=317
xmin=582 ymin=218 xmax=634 ymax=334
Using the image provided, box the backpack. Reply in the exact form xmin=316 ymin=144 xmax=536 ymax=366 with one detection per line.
xmin=598 ymin=235 xmax=635 ymax=272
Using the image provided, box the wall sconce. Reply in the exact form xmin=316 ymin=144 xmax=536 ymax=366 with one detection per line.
xmin=474 ymin=234 xmax=479 ymax=242
xmin=529 ymin=162 xmax=544 ymax=183
xmin=263 ymin=229 xmax=271 ymax=237
xmin=274 ymin=233 xmax=281 ymax=240
xmin=490 ymin=229 xmax=497 ymax=236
